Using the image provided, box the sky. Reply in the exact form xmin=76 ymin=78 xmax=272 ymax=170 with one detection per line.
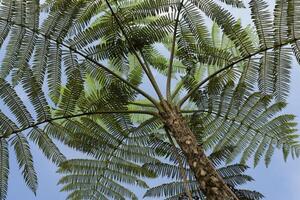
xmin=4 ymin=0 xmax=300 ymax=200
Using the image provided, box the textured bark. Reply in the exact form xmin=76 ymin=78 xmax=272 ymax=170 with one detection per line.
xmin=160 ymin=101 xmax=239 ymax=200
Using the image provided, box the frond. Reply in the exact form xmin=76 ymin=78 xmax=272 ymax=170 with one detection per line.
xmin=288 ymin=0 xmax=300 ymax=63
xmin=21 ymin=68 xmax=51 ymax=122
xmin=28 ymin=127 xmax=66 ymax=165
xmin=55 ymin=68 xmax=84 ymax=117
xmin=0 ymin=111 xmax=18 ymax=135
xmin=144 ymin=181 xmax=200 ymax=198
xmin=192 ymin=0 xmax=255 ymax=57
xmin=0 ymin=139 xmax=9 ymax=200
xmin=249 ymin=0 xmax=274 ymax=49
xmin=189 ymin=81 xmax=299 ymax=166
xmin=56 ymin=100 xmax=160 ymax=199
xmin=11 ymin=133 xmax=37 ymax=194
xmin=0 ymin=79 xmax=33 ymax=127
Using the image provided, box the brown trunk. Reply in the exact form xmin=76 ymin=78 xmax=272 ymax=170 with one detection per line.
xmin=160 ymin=101 xmax=239 ymax=200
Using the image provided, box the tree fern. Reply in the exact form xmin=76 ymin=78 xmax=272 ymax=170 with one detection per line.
xmin=0 ymin=0 xmax=300 ymax=199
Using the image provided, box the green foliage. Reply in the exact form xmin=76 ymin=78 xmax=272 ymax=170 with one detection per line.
xmin=0 ymin=139 xmax=9 ymax=200
xmin=143 ymin=146 xmax=263 ymax=200
xmin=189 ymin=81 xmax=299 ymax=166
xmin=0 ymin=0 xmax=299 ymax=199
xmin=11 ymin=133 xmax=37 ymax=194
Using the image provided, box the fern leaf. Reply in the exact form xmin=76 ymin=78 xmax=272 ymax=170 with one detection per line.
xmin=249 ymin=0 xmax=274 ymax=49
xmin=0 ymin=139 xmax=9 ymax=200
xmin=29 ymin=127 xmax=66 ymax=165
xmin=0 ymin=79 xmax=33 ymax=127
xmin=11 ymin=133 xmax=37 ymax=194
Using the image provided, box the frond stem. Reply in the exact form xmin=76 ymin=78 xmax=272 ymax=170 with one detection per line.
xmin=1 ymin=110 xmax=158 ymax=138
xmin=171 ymin=75 xmax=188 ymax=100
xmin=128 ymin=102 xmax=156 ymax=108
xmin=166 ymin=0 xmax=184 ymax=101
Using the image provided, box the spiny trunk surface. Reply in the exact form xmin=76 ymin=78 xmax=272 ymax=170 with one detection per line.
xmin=160 ymin=101 xmax=239 ymax=200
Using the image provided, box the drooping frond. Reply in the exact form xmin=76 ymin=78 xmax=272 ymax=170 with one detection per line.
xmin=188 ymin=80 xmax=300 ymax=166
xmin=11 ymin=133 xmax=37 ymax=194
xmin=56 ymin=114 xmax=160 ymax=200
xmin=0 ymin=139 xmax=9 ymax=200
xmin=0 ymin=78 xmax=33 ymax=127
xmin=288 ymin=0 xmax=300 ymax=63
xmin=28 ymin=127 xmax=66 ymax=165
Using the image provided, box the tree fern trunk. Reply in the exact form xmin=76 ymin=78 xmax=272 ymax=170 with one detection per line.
xmin=160 ymin=101 xmax=239 ymax=200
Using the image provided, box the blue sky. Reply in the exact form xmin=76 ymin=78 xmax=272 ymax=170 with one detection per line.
xmin=5 ymin=1 xmax=300 ymax=200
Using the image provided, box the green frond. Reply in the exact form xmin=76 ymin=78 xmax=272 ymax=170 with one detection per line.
xmin=58 ymin=158 xmax=153 ymax=200
xmin=11 ymin=31 xmax=37 ymax=85
xmin=288 ymin=0 xmax=300 ymax=63
xmin=55 ymin=68 xmax=84 ymax=117
xmin=208 ymin=146 xmax=236 ymax=167
xmin=192 ymin=0 xmax=255 ymax=56
xmin=21 ymin=68 xmax=51 ymax=122
xmin=249 ymin=0 xmax=274 ymax=49
xmin=0 ymin=0 xmax=13 ymax=48
xmin=29 ymin=127 xmax=66 ymax=165
xmin=223 ymin=174 xmax=253 ymax=187
xmin=181 ymin=1 xmax=210 ymax=46
xmin=66 ymin=189 xmax=109 ymax=200
xmin=0 ymin=0 xmax=39 ymax=84
xmin=274 ymin=47 xmax=292 ymax=101
xmin=273 ymin=0 xmax=291 ymax=102
xmin=274 ymin=0 xmax=289 ymax=44
xmin=0 ymin=111 xmax=18 ymax=136
xmin=74 ymin=0 xmax=103 ymax=27
xmin=0 ymin=139 xmax=9 ymax=200
xmin=11 ymin=133 xmax=37 ymax=194
xmin=59 ymin=175 xmax=138 ymax=199
xmin=132 ymin=0 xmax=178 ymax=17
xmin=190 ymin=81 xmax=298 ymax=166
xmin=32 ymin=35 xmax=51 ymax=85
xmin=258 ymin=51 xmax=275 ymax=95
xmin=1 ymin=27 xmax=26 ymax=79
xmin=144 ymin=181 xmax=200 ymax=198
xmin=47 ymin=43 xmax=62 ymax=104
xmin=56 ymin=106 xmax=162 ymax=198
xmin=234 ymin=189 xmax=264 ymax=200
xmin=264 ymin=140 xmax=275 ymax=167
xmin=0 ymin=79 xmax=33 ymax=127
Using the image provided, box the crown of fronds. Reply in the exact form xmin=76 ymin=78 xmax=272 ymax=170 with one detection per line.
xmin=0 ymin=0 xmax=300 ymax=199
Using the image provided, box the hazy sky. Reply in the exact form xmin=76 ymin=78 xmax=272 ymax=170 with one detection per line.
xmin=5 ymin=1 xmax=300 ymax=200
